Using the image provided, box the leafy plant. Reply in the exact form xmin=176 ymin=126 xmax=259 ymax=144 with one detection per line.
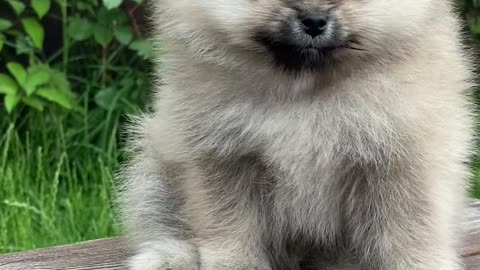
xmin=0 ymin=0 xmax=152 ymax=253
xmin=0 ymin=62 xmax=74 ymax=112
xmin=0 ymin=0 xmax=74 ymax=112
xmin=0 ymin=0 xmax=153 ymax=114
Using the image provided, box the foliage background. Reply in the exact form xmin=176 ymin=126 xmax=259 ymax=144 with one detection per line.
xmin=0 ymin=0 xmax=151 ymax=253
xmin=0 ymin=0 xmax=480 ymax=253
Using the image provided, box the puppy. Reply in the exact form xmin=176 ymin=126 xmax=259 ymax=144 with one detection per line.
xmin=118 ymin=0 xmax=475 ymax=269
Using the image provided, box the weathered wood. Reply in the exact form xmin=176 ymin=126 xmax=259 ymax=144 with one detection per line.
xmin=1 ymin=202 xmax=480 ymax=270
xmin=0 ymin=238 xmax=129 ymax=270
xmin=464 ymin=201 xmax=480 ymax=270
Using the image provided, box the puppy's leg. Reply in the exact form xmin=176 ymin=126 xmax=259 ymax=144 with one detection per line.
xmin=119 ymin=155 xmax=199 ymax=270
xmin=344 ymin=159 xmax=466 ymax=270
xmin=183 ymin=157 xmax=273 ymax=270
xmin=193 ymin=206 xmax=272 ymax=270
xmin=129 ymin=239 xmax=199 ymax=270
xmin=196 ymin=228 xmax=272 ymax=270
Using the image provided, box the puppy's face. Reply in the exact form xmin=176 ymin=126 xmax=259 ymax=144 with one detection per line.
xmin=159 ymin=0 xmax=439 ymax=71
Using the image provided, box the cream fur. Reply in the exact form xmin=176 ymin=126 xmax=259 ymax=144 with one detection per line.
xmin=118 ymin=0 xmax=475 ymax=269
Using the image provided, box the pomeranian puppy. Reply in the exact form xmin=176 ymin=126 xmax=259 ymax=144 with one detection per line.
xmin=118 ymin=0 xmax=474 ymax=269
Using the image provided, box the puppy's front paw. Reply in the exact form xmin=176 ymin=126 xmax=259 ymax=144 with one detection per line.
xmin=129 ymin=239 xmax=199 ymax=270
xmin=201 ymin=259 xmax=271 ymax=270
xmin=199 ymin=247 xmax=271 ymax=270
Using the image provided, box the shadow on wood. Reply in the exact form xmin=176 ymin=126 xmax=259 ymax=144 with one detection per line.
xmin=1 ymin=202 xmax=479 ymax=270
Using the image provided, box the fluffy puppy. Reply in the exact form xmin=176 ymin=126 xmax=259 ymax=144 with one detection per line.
xmin=118 ymin=0 xmax=475 ymax=269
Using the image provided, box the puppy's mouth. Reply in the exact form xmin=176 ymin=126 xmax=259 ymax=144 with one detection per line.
xmin=252 ymin=10 xmax=355 ymax=72
xmin=255 ymin=34 xmax=346 ymax=71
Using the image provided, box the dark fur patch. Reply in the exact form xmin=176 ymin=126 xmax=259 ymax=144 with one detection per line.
xmin=254 ymin=32 xmax=340 ymax=72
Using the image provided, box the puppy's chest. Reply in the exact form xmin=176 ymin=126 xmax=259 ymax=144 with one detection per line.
xmin=206 ymin=99 xmax=401 ymax=191
xmin=195 ymin=96 xmax=404 ymax=180
xmin=254 ymin=103 xmax=396 ymax=177
xmin=250 ymin=104 xmax=401 ymax=240
xmin=195 ymin=98 xmax=407 ymax=238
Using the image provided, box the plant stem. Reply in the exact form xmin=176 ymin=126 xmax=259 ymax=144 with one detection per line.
xmin=61 ymin=0 xmax=69 ymax=72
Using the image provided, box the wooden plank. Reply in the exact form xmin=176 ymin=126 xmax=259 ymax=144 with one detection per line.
xmin=1 ymin=202 xmax=479 ymax=270
xmin=465 ymin=201 xmax=480 ymax=270
xmin=0 ymin=238 xmax=129 ymax=270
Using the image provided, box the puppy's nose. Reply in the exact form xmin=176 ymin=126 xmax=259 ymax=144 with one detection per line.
xmin=300 ymin=12 xmax=329 ymax=38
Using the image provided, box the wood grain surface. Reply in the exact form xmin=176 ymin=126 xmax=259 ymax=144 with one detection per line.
xmin=1 ymin=202 xmax=479 ymax=270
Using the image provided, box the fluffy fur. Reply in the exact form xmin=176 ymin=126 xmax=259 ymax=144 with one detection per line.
xmin=118 ymin=0 xmax=475 ymax=269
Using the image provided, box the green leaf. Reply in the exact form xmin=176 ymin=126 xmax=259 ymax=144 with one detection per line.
xmin=22 ymin=96 xmax=44 ymax=111
xmin=25 ymin=66 xmax=51 ymax=95
xmin=129 ymin=39 xmax=154 ymax=59
xmin=103 ymin=0 xmax=123 ymax=10
xmin=21 ymin=18 xmax=45 ymax=49
xmin=97 ymin=8 xmax=127 ymax=26
xmin=114 ymin=26 xmax=133 ymax=45
xmin=36 ymin=87 xmax=75 ymax=109
xmin=31 ymin=0 xmax=52 ymax=19
xmin=0 ymin=74 xmax=19 ymax=95
xmin=94 ymin=25 xmax=113 ymax=47
xmin=48 ymin=69 xmax=71 ymax=93
xmin=75 ymin=2 xmax=95 ymax=12
xmin=7 ymin=29 xmax=23 ymax=37
xmin=7 ymin=62 xmax=27 ymax=88
xmin=68 ymin=17 xmax=93 ymax=41
xmin=0 ymin=39 xmax=3 ymax=52
xmin=4 ymin=94 xmax=20 ymax=113
xmin=15 ymin=36 xmax=31 ymax=55
xmin=132 ymin=0 xmax=142 ymax=3
xmin=94 ymin=87 xmax=117 ymax=110
xmin=0 ymin=19 xmax=13 ymax=31
xmin=7 ymin=0 xmax=26 ymax=15
xmin=30 ymin=67 xmax=74 ymax=108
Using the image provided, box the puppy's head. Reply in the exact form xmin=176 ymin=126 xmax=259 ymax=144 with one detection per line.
xmin=156 ymin=0 xmax=444 ymax=72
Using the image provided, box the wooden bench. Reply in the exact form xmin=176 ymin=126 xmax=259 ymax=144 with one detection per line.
xmin=1 ymin=201 xmax=479 ymax=270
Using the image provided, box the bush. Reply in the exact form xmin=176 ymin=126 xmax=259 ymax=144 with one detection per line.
xmin=0 ymin=0 xmax=152 ymax=253
xmin=0 ymin=0 xmax=152 ymax=114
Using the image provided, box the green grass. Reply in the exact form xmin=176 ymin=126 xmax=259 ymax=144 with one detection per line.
xmin=0 ymin=20 xmax=150 ymax=252
xmin=0 ymin=106 xmax=124 ymax=253
xmin=0 ymin=17 xmax=150 ymax=252
xmin=471 ymin=158 xmax=480 ymax=198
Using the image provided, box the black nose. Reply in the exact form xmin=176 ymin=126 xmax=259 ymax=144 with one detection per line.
xmin=300 ymin=12 xmax=329 ymax=38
